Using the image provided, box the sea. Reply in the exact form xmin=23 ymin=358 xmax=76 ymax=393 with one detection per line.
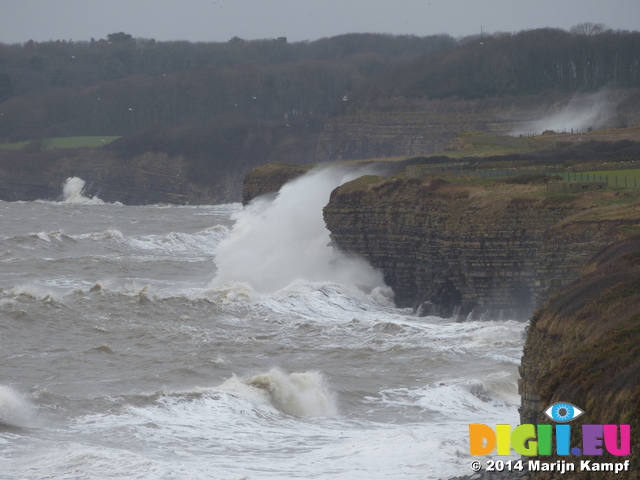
xmin=0 ymin=169 xmax=525 ymax=479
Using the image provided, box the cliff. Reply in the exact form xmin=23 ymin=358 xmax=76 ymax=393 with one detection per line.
xmin=0 ymin=148 xmax=235 ymax=205
xmin=242 ymin=163 xmax=314 ymax=205
xmin=317 ymin=90 xmax=640 ymax=161
xmin=518 ymin=236 xmax=640 ymax=479
xmin=323 ymin=175 xmax=640 ymax=319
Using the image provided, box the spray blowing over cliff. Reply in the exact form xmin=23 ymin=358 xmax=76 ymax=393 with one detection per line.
xmin=212 ymin=166 xmax=391 ymax=299
xmin=514 ymin=90 xmax=622 ymax=135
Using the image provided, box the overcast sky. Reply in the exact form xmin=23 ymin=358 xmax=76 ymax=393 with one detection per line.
xmin=0 ymin=0 xmax=638 ymax=44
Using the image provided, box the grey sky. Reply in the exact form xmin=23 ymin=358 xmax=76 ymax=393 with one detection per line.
xmin=0 ymin=0 xmax=638 ymax=44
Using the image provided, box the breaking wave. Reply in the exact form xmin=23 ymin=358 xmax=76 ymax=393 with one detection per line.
xmin=62 ymin=177 xmax=104 ymax=204
xmin=219 ymin=369 xmax=337 ymax=417
xmin=0 ymin=385 xmax=37 ymax=429
xmin=212 ymin=167 xmax=388 ymax=295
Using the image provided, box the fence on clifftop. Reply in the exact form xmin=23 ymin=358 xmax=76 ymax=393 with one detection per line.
xmin=440 ymin=167 xmax=640 ymax=190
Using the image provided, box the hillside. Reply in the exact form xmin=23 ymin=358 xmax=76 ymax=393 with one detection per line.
xmin=2 ymin=27 xmax=640 ymax=204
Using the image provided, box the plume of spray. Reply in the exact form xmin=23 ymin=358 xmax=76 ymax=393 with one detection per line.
xmin=62 ymin=177 xmax=104 ymax=204
xmin=211 ymin=166 xmax=389 ymax=297
xmin=219 ymin=368 xmax=337 ymax=417
xmin=0 ymin=385 xmax=37 ymax=428
xmin=513 ymin=90 xmax=621 ymax=135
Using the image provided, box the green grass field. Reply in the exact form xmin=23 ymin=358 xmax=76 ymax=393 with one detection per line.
xmin=0 ymin=136 xmax=121 ymax=150
xmin=559 ymin=169 xmax=640 ymax=189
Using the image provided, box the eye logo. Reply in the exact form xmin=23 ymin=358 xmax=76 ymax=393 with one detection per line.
xmin=544 ymin=402 xmax=584 ymax=423
xmin=470 ymin=402 xmax=631 ymax=457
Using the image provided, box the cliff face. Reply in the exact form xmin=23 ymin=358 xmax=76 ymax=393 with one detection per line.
xmin=317 ymin=97 xmax=569 ymax=161
xmin=518 ymin=237 xmax=640 ymax=479
xmin=323 ymin=176 xmax=639 ymax=319
xmin=242 ymin=163 xmax=314 ymax=205
xmin=317 ymin=90 xmax=640 ymax=161
xmin=241 ymin=162 xmax=640 ymax=478
xmin=0 ymin=148 xmax=233 ymax=205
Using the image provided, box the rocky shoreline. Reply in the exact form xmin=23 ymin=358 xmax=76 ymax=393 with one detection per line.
xmin=244 ymin=162 xmax=640 ymax=479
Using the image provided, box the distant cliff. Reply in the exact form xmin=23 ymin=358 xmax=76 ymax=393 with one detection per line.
xmin=3 ymin=89 xmax=640 ymax=204
xmin=322 ymin=175 xmax=640 ymax=318
xmin=0 ymin=148 xmax=227 ymax=204
xmin=317 ymin=90 xmax=640 ymax=161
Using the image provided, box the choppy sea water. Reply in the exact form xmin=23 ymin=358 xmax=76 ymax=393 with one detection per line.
xmin=0 ymin=173 xmax=525 ymax=479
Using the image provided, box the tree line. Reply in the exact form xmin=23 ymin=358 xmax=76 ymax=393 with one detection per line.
xmin=355 ymin=25 xmax=640 ymax=104
xmin=0 ymin=33 xmax=454 ymax=101
xmin=0 ymin=33 xmax=455 ymax=141
xmin=1 ymin=26 xmax=640 ymax=144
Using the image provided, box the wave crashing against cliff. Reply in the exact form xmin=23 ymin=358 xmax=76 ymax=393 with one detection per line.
xmin=62 ymin=177 xmax=104 ymax=204
xmin=212 ymin=167 xmax=391 ymax=301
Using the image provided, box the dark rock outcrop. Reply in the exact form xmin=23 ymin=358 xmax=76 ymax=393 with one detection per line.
xmin=242 ymin=163 xmax=313 ymax=205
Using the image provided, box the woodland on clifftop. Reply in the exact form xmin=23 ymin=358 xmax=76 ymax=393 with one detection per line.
xmin=1 ymin=25 xmax=640 ymax=188
xmin=2 ymin=25 xmax=640 ymax=141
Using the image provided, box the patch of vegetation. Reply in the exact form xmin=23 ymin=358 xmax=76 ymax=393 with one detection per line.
xmin=48 ymin=136 xmax=121 ymax=149
xmin=0 ymin=140 xmax=29 ymax=150
xmin=0 ymin=136 xmax=120 ymax=151
xmin=438 ymin=144 xmax=536 ymax=158
xmin=336 ymin=174 xmax=385 ymax=193
xmin=244 ymin=162 xmax=314 ymax=183
xmin=501 ymin=173 xmax=561 ymax=184
xmin=542 ymin=193 xmax=576 ymax=205
xmin=570 ymin=168 xmax=640 ymax=189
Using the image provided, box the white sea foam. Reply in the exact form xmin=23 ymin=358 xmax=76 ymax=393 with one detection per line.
xmin=219 ymin=368 xmax=338 ymax=417
xmin=0 ymin=385 xmax=37 ymax=428
xmin=9 ymin=284 xmax=63 ymax=303
xmin=62 ymin=177 xmax=105 ymax=204
xmin=211 ymin=167 xmax=387 ymax=295
xmin=257 ymin=280 xmax=397 ymax=321
xmin=70 ymin=225 xmax=229 ymax=257
xmin=0 ymin=199 xmax=527 ymax=480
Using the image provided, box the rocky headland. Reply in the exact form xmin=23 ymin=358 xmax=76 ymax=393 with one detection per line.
xmin=244 ymin=159 xmax=640 ymax=479
xmin=244 ymin=160 xmax=640 ymax=319
xmin=323 ymin=174 xmax=640 ymax=319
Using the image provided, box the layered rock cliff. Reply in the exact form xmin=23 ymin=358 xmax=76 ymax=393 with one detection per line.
xmin=323 ymin=175 xmax=640 ymax=319
xmin=317 ymin=90 xmax=640 ymax=161
xmin=242 ymin=160 xmax=640 ymax=479
xmin=518 ymin=236 xmax=640 ymax=479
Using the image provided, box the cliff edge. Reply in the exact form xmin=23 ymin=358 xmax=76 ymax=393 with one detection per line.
xmin=323 ymin=175 xmax=640 ymax=319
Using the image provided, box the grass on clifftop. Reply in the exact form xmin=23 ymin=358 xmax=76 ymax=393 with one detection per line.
xmin=243 ymin=162 xmax=315 ymax=182
xmin=0 ymin=136 xmax=121 ymax=151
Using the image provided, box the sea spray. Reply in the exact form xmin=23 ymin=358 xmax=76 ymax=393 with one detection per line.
xmin=219 ymin=369 xmax=338 ymax=417
xmin=62 ymin=177 xmax=104 ymax=204
xmin=211 ymin=167 xmax=388 ymax=296
xmin=0 ymin=199 xmax=526 ymax=479
xmin=513 ymin=90 xmax=620 ymax=135
xmin=0 ymin=385 xmax=37 ymax=428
